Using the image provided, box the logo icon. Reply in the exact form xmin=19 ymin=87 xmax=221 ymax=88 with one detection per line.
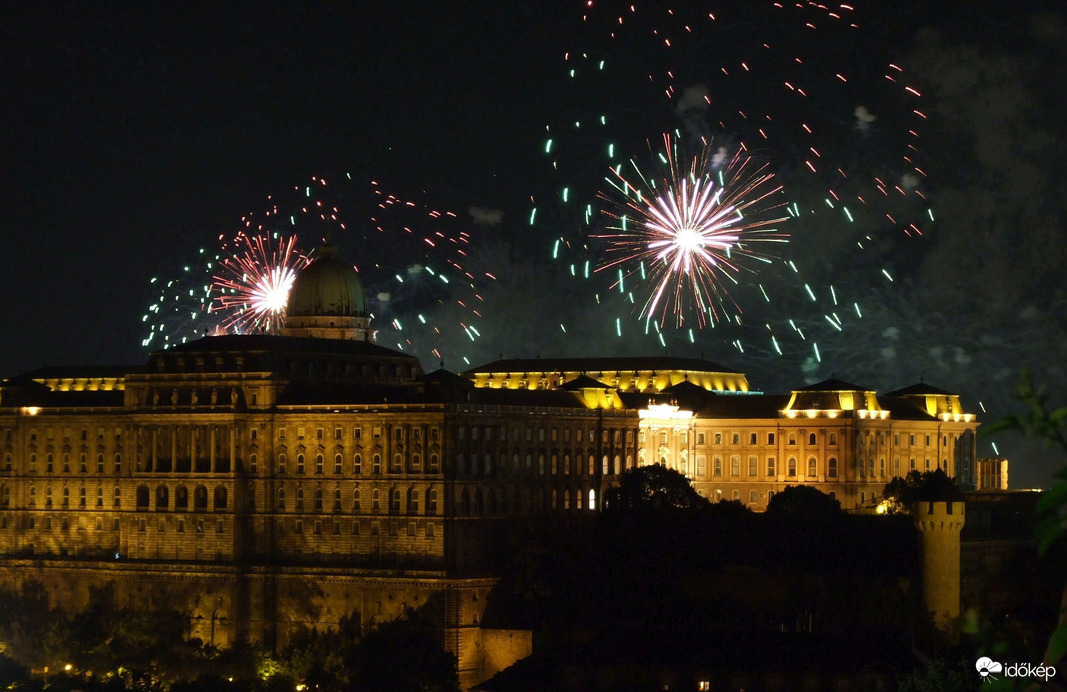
xmin=976 ymin=657 xmax=1003 ymax=682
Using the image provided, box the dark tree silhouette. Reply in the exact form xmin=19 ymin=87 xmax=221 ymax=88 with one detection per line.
xmin=603 ymin=464 xmax=710 ymax=513
xmin=765 ymin=484 xmax=842 ymax=520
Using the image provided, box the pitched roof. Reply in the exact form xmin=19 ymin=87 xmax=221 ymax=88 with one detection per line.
xmin=464 ymin=355 xmax=741 ymax=375
xmin=794 ymin=377 xmax=873 ymax=393
xmin=885 ymin=382 xmax=955 ymax=397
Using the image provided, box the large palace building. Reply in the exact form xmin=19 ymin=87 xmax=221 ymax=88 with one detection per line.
xmin=0 ymin=246 xmax=979 ymax=685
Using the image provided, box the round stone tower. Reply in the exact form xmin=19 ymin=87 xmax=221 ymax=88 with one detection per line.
xmin=913 ymin=488 xmax=965 ymax=637
xmin=280 ymin=245 xmax=375 ymax=342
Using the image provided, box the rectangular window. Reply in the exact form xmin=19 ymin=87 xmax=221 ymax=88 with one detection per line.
xmin=750 ymin=433 xmax=758 ymax=445
xmin=696 ymin=455 xmax=707 ymax=477
xmin=730 ymin=456 xmax=740 ymax=477
xmin=732 ymin=433 xmax=740 ymax=445
xmin=352 ymin=520 xmax=360 ymax=535
xmin=697 ymin=432 xmax=705 ymax=445
xmin=749 ymin=490 xmax=757 ymax=503
xmin=748 ymin=456 xmax=758 ymax=476
xmin=216 ymin=520 xmax=224 ymax=533
xmin=177 ymin=519 xmax=185 ymax=533
xmin=278 ymin=428 xmax=286 ymax=440
xmin=294 ymin=520 xmax=303 ymax=534
xmin=925 ymin=434 xmax=931 ymax=446
xmin=371 ymin=521 xmax=380 ymax=536
xmin=316 ymin=428 xmax=324 ymax=439
xmin=427 ymin=522 xmax=435 ymax=538
xmin=714 ymin=433 xmax=722 ymax=445
xmin=713 ymin=456 xmax=722 ymax=477
xmin=768 ymin=432 xmax=776 ymax=445
xmin=408 ymin=521 xmax=417 ymax=536
xmin=767 ymin=456 xmax=776 ymax=476
xmin=314 ymin=520 xmax=322 ymax=535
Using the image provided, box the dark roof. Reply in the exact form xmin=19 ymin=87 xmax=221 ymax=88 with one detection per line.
xmin=6 ymin=364 xmax=142 ymax=381
xmin=276 ymin=382 xmax=428 ymax=406
xmin=464 ymin=387 xmax=594 ymax=410
xmin=558 ymin=374 xmax=611 ymax=390
xmin=885 ymin=382 xmax=955 ymax=397
xmin=163 ymin=334 xmax=417 ymax=360
xmin=794 ymin=377 xmax=872 ymax=393
xmin=880 ymin=396 xmax=938 ymax=421
xmin=464 ymin=356 xmax=741 ymax=375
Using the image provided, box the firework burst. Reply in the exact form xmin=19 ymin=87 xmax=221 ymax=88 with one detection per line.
xmin=598 ymin=135 xmax=789 ymax=328
xmin=211 ymin=233 xmax=311 ymax=334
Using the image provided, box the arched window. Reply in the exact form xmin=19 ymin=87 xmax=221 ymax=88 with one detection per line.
xmin=62 ymin=486 xmax=69 ymax=507
xmin=588 ymin=488 xmax=596 ymax=511
xmin=563 ymin=490 xmax=570 ymax=510
xmin=29 ymin=454 xmax=36 ymax=472
xmin=551 ymin=489 xmax=558 ymax=509
xmin=278 ymin=453 xmax=287 ymax=475
xmin=277 ymin=487 xmax=286 ymax=510
xmin=353 ymin=454 xmax=362 ymax=475
xmin=551 ymin=455 xmax=558 ymax=475
xmin=411 ymin=453 xmax=421 ymax=471
xmin=175 ymin=485 xmax=188 ymax=510
xmin=829 ymin=433 xmax=838 ymax=446
xmin=828 ymin=457 xmax=838 ymax=478
xmin=576 ymin=488 xmax=583 ymax=510
xmin=295 ymin=488 xmax=304 ymax=511
xmin=562 ymin=455 xmax=570 ymax=475
xmin=788 ymin=434 xmax=796 ymax=446
xmin=79 ymin=453 xmax=87 ymax=473
xmin=96 ymin=453 xmax=105 ymax=473
xmin=767 ymin=490 xmax=775 ymax=503
xmin=614 ymin=455 xmax=621 ymax=475
xmin=880 ymin=458 xmax=886 ymax=477
xmin=391 ymin=454 xmax=403 ymax=473
xmin=372 ymin=489 xmax=380 ymax=513
xmin=372 ymin=454 xmax=382 ymax=474
xmin=249 ymin=453 xmax=258 ymax=474
xmin=315 ymin=454 xmax=324 ymax=474
xmin=538 ymin=455 xmax=545 ymax=475
xmin=113 ymin=486 xmax=121 ymax=508
xmin=409 ymin=488 xmax=420 ymax=514
xmin=136 ymin=485 xmax=150 ymax=509
xmin=352 ymin=488 xmax=361 ymax=512
xmin=808 ymin=433 xmax=817 ymax=445
xmin=334 ymin=454 xmax=343 ymax=474
xmin=484 ymin=454 xmax=493 ymax=475
xmin=807 ymin=457 xmax=817 ymax=477
xmin=62 ymin=453 xmax=70 ymax=473
xmin=333 ymin=488 xmax=342 ymax=511
xmin=46 ymin=453 xmax=53 ymax=473
xmin=194 ymin=485 xmax=208 ymax=510
xmin=156 ymin=485 xmax=169 ymax=510
xmin=96 ymin=486 xmax=103 ymax=507
xmin=787 ymin=458 xmax=797 ymax=477
xmin=215 ymin=485 xmax=227 ymax=510
xmin=390 ymin=488 xmax=401 ymax=514
xmin=78 ymin=486 xmax=86 ymax=507
xmin=601 ymin=456 xmax=609 ymax=475
xmin=429 ymin=454 xmax=439 ymax=472
xmin=296 ymin=454 xmax=305 ymax=474
xmin=428 ymin=488 xmax=438 ymax=514
xmin=114 ymin=453 xmax=121 ymax=473
xmin=313 ymin=488 xmax=323 ymax=511
xmin=28 ymin=486 xmax=36 ymax=507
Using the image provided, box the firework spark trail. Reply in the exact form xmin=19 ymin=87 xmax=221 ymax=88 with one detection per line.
xmin=212 ymin=233 xmax=311 ymax=334
xmin=597 ymin=135 xmax=789 ymax=328
xmin=533 ymin=1 xmax=933 ymax=358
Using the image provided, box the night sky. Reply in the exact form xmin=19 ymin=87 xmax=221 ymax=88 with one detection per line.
xmin=2 ymin=2 xmax=1065 ymax=486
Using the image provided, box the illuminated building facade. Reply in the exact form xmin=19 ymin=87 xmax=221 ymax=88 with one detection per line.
xmin=0 ymin=248 xmax=980 ymax=685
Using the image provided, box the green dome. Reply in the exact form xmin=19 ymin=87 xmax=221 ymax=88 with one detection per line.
xmin=286 ymin=247 xmax=367 ymax=318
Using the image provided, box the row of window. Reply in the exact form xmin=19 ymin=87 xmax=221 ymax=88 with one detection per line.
xmin=276 ymin=518 xmax=436 ymax=538
xmin=267 ymin=452 xmax=440 ymax=476
xmin=276 ymin=486 xmax=439 ymax=515
xmin=10 ymin=453 xmax=122 ymax=475
xmin=455 ymin=453 xmax=627 ymax=477
xmin=457 ymin=426 xmax=629 ymax=444
xmin=275 ymin=425 xmax=440 ymax=443
xmin=457 ymin=487 xmax=597 ymax=514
